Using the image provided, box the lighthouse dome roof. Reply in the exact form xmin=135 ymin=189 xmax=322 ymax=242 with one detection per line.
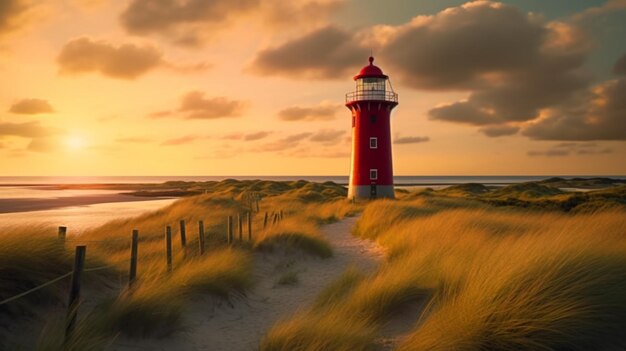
xmin=354 ymin=56 xmax=388 ymax=80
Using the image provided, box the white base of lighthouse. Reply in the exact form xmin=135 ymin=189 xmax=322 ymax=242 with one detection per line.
xmin=348 ymin=185 xmax=394 ymax=199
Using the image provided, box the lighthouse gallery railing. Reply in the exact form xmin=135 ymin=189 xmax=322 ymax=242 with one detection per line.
xmin=345 ymin=90 xmax=398 ymax=104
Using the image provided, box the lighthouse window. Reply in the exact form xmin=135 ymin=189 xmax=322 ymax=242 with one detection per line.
xmin=370 ymin=115 xmax=377 ymax=124
xmin=370 ymin=137 xmax=378 ymax=149
xmin=370 ymin=169 xmax=378 ymax=180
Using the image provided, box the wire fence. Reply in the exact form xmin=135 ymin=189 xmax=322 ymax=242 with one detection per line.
xmin=0 ymin=207 xmax=284 ymax=309
xmin=0 ymin=261 xmax=123 ymax=306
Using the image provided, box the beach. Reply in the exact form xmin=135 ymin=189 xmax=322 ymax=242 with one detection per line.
xmin=0 ymin=186 xmax=177 ymax=232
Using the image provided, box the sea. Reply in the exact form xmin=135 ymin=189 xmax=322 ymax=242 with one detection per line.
xmin=1 ymin=175 xmax=624 ymax=234
xmin=3 ymin=175 xmax=625 ymax=186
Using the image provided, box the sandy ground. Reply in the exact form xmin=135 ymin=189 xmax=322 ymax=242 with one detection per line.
xmin=110 ymin=216 xmax=385 ymax=351
xmin=0 ymin=193 xmax=172 ymax=214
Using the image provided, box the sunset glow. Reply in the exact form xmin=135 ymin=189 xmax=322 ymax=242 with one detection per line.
xmin=0 ymin=0 xmax=624 ymax=176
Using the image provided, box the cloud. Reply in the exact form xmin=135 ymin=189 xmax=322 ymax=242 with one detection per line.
xmin=119 ymin=0 xmax=258 ymax=46
xmin=0 ymin=121 xmax=54 ymax=138
xmin=27 ymin=137 xmax=59 ymax=152
xmin=527 ymin=149 xmax=570 ymax=157
xmin=178 ymin=91 xmax=247 ymax=119
xmin=522 ymin=77 xmax=626 ymax=140
xmin=119 ymin=0 xmax=342 ymax=46
xmin=222 ymin=131 xmax=271 ymax=141
xmin=527 ymin=142 xmax=613 ymax=157
xmin=8 ymin=98 xmax=55 ymax=114
xmin=479 ymin=125 xmax=520 ymax=137
xmin=310 ymin=129 xmax=344 ymax=145
xmin=287 ymin=147 xmax=350 ymax=158
xmin=387 ymin=2 xmax=590 ymax=128
xmin=247 ymin=2 xmax=616 ymax=142
xmin=394 ymin=135 xmax=430 ymax=144
xmin=249 ymin=26 xmax=369 ymax=79
xmin=613 ymin=54 xmax=626 ymax=76
xmin=382 ymin=3 xmax=540 ymax=89
xmin=572 ymin=0 xmax=626 ymax=21
xmin=260 ymin=132 xmax=312 ymax=152
xmin=244 ymin=131 xmax=271 ymax=141
xmin=57 ymin=37 xmax=163 ymax=79
xmin=278 ymin=102 xmax=341 ymax=121
xmin=0 ymin=121 xmax=62 ymax=152
xmin=262 ymin=0 xmax=343 ymax=29
xmin=161 ymin=134 xmax=203 ymax=146
xmin=428 ymin=102 xmax=497 ymax=125
xmin=0 ymin=0 xmax=34 ymax=38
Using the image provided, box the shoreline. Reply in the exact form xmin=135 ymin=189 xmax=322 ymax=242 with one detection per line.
xmin=0 ymin=176 xmax=623 ymax=215
xmin=0 ymin=193 xmax=173 ymax=214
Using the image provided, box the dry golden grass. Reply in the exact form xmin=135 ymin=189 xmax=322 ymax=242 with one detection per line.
xmin=99 ymin=248 xmax=251 ymax=337
xmin=0 ymin=228 xmax=74 ymax=319
xmin=255 ymin=217 xmax=333 ymax=258
xmin=1 ymin=180 xmax=354 ymax=348
xmin=262 ymin=195 xmax=626 ymax=350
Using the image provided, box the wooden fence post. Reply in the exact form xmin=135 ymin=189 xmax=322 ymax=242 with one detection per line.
xmin=198 ymin=221 xmax=205 ymax=255
xmin=263 ymin=212 xmax=268 ymax=229
xmin=65 ymin=245 xmax=86 ymax=342
xmin=129 ymin=230 xmax=138 ymax=288
xmin=179 ymin=220 xmax=187 ymax=248
xmin=280 ymin=210 xmax=284 ymax=220
xmin=238 ymin=214 xmax=243 ymax=241
xmin=228 ymin=216 xmax=233 ymax=244
xmin=273 ymin=213 xmax=279 ymax=225
xmin=58 ymin=226 xmax=67 ymax=241
xmin=165 ymin=226 xmax=172 ymax=272
xmin=247 ymin=212 xmax=252 ymax=241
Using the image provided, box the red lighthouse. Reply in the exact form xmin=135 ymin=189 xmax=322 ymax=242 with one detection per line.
xmin=346 ymin=56 xmax=398 ymax=199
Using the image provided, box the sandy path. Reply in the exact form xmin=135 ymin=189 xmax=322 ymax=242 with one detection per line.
xmin=111 ymin=216 xmax=384 ymax=351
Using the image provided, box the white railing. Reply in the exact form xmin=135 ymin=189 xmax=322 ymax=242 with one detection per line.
xmin=346 ymin=90 xmax=398 ymax=104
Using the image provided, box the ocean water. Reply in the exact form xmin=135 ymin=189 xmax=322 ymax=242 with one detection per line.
xmin=1 ymin=175 xmax=624 ymax=233
xmin=0 ymin=198 xmax=177 ymax=234
xmin=1 ymin=175 xmax=624 ymax=185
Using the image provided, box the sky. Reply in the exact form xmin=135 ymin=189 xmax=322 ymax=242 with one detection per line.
xmin=0 ymin=0 xmax=625 ymax=176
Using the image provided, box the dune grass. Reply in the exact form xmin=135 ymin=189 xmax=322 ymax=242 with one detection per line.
xmin=1 ymin=179 xmax=354 ymax=348
xmin=262 ymin=193 xmax=626 ymax=350
xmin=98 ymin=248 xmax=251 ymax=337
xmin=255 ymin=217 xmax=333 ymax=258
xmin=0 ymin=228 xmax=74 ymax=320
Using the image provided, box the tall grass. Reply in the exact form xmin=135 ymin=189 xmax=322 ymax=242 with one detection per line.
xmin=99 ymin=248 xmax=251 ymax=337
xmin=0 ymin=228 xmax=73 ymax=319
xmin=1 ymin=180 xmax=353 ymax=347
xmin=263 ymin=195 xmax=626 ymax=350
xmin=255 ymin=218 xmax=333 ymax=258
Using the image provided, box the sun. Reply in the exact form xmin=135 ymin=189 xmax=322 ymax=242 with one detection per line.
xmin=65 ymin=135 xmax=86 ymax=150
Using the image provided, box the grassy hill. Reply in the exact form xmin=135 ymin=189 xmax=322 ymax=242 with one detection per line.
xmin=426 ymin=179 xmax=626 ymax=213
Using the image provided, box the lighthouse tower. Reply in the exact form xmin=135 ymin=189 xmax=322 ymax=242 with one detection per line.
xmin=345 ymin=56 xmax=398 ymax=199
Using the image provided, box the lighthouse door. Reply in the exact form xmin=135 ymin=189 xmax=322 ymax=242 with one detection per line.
xmin=370 ymin=185 xmax=377 ymax=198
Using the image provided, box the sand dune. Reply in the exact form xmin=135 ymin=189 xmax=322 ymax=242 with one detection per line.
xmin=110 ymin=216 xmax=384 ymax=351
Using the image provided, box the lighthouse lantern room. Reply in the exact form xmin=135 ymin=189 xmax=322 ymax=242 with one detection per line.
xmin=345 ymin=56 xmax=398 ymax=199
